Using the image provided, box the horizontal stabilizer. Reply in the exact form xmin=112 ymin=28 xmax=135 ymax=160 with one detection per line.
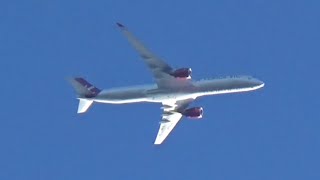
xmin=78 ymin=99 xmax=93 ymax=113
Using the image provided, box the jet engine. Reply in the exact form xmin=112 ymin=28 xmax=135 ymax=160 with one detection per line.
xmin=170 ymin=68 xmax=192 ymax=79
xmin=182 ymin=107 xmax=203 ymax=119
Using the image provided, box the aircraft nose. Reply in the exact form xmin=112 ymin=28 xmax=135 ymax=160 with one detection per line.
xmin=253 ymin=79 xmax=265 ymax=88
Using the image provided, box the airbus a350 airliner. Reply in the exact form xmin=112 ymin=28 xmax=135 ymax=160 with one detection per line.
xmin=69 ymin=23 xmax=264 ymax=144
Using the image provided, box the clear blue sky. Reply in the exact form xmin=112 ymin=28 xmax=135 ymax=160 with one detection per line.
xmin=1 ymin=0 xmax=320 ymax=179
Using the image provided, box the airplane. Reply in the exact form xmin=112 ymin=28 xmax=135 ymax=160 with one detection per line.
xmin=68 ymin=23 xmax=265 ymax=145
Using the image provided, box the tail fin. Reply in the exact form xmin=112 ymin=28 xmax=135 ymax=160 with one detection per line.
xmin=68 ymin=77 xmax=101 ymax=98
xmin=68 ymin=77 xmax=101 ymax=113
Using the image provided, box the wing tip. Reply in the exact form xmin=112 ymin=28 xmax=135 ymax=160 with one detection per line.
xmin=116 ymin=22 xmax=125 ymax=28
xmin=154 ymin=141 xmax=162 ymax=145
xmin=154 ymin=137 xmax=161 ymax=145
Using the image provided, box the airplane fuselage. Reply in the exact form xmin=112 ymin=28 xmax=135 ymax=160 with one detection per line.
xmin=92 ymin=76 xmax=264 ymax=104
xmin=69 ymin=22 xmax=265 ymax=145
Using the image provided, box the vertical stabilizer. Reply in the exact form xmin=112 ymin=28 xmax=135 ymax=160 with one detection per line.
xmin=77 ymin=99 xmax=93 ymax=113
xmin=68 ymin=77 xmax=100 ymax=113
xmin=68 ymin=77 xmax=101 ymax=98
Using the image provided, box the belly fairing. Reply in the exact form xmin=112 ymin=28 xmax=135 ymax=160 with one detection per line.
xmin=95 ymin=88 xmax=147 ymax=103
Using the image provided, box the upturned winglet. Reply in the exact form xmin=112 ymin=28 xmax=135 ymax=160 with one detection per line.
xmin=116 ymin=22 xmax=125 ymax=28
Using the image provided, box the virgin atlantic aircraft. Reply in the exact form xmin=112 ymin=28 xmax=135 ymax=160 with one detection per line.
xmin=69 ymin=23 xmax=264 ymax=144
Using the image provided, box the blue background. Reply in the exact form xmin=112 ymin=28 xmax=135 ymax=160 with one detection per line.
xmin=1 ymin=0 xmax=320 ymax=179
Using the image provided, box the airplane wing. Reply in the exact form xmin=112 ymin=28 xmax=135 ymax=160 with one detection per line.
xmin=116 ymin=23 xmax=193 ymax=89
xmin=154 ymin=98 xmax=194 ymax=145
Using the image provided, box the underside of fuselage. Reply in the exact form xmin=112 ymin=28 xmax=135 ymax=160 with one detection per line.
xmin=90 ymin=77 xmax=264 ymax=104
xmin=93 ymin=86 xmax=196 ymax=104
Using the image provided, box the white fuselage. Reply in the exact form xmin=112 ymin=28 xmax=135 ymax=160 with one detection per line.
xmin=92 ymin=76 xmax=264 ymax=104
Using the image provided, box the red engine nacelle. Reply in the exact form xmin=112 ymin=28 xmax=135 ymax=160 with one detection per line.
xmin=183 ymin=107 xmax=203 ymax=119
xmin=170 ymin=68 xmax=192 ymax=79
